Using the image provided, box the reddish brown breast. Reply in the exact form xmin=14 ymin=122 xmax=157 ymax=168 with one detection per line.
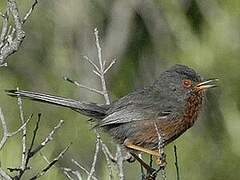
xmin=183 ymin=93 xmax=203 ymax=128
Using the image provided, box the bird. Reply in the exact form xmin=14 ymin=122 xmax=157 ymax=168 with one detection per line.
xmin=6 ymin=64 xmax=218 ymax=168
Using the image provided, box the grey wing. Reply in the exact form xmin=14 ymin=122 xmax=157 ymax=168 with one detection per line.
xmin=99 ymin=88 xmax=174 ymax=127
xmin=99 ymin=105 xmax=170 ymax=127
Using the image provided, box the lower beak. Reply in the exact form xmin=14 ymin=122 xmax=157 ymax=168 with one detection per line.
xmin=195 ymin=79 xmax=219 ymax=91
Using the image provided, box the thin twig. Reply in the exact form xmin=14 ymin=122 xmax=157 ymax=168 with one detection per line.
xmin=139 ymin=154 xmax=145 ymax=180
xmin=83 ymin=55 xmax=101 ymax=74
xmin=0 ymin=108 xmax=31 ymax=176
xmin=63 ymin=76 xmax=104 ymax=95
xmin=174 ymin=145 xmax=180 ymax=180
xmin=116 ymin=145 xmax=124 ymax=180
xmin=29 ymin=144 xmax=71 ymax=180
xmin=103 ymin=58 xmax=116 ymax=74
xmin=72 ymin=159 xmax=98 ymax=180
xmin=0 ymin=168 xmax=12 ymax=180
xmin=30 ymin=120 xmax=64 ymax=157
xmin=8 ymin=114 xmax=32 ymax=137
xmin=28 ymin=114 xmax=41 ymax=154
xmin=98 ymin=134 xmax=114 ymax=179
xmin=0 ymin=108 xmax=8 ymax=150
xmin=100 ymin=141 xmax=116 ymax=162
xmin=153 ymin=122 xmax=166 ymax=180
xmin=40 ymin=151 xmax=83 ymax=180
xmin=87 ymin=133 xmax=100 ymax=180
xmin=17 ymin=87 xmax=27 ymax=171
xmin=22 ymin=0 xmax=38 ymax=24
xmin=63 ymin=168 xmax=82 ymax=180
xmin=94 ymin=28 xmax=110 ymax=105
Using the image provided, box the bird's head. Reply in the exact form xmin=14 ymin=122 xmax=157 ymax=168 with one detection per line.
xmin=154 ymin=64 xmax=218 ymax=100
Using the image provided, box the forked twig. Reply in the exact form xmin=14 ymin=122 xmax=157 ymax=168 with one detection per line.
xmin=29 ymin=144 xmax=71 ymax=180
xmin=7 ymin=114 xmax=67 ymax=179
xmin=72 ymin=159 xmax=98 ymax=180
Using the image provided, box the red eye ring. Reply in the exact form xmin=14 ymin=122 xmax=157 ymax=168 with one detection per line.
xmin=182 ymin=79 xmax=192 ymax=88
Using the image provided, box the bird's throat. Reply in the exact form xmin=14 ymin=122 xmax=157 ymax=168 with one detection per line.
xmin=183 ymin=93 xmax=203 ymax=128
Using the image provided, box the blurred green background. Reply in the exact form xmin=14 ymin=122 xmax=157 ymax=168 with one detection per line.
xmin=0 ymin=0 xmax=240 ymax=179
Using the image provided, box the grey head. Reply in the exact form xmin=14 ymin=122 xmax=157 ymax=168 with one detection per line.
xmin=153 ymin=64 xmax=202 ymax=102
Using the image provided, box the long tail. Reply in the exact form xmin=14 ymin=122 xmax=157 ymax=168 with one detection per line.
xmin=6 ymin=90 xmax=108 ymax=119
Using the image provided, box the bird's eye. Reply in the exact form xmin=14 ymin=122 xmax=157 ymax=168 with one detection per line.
xmin=182 ymin=79 xmax=192 ymax=88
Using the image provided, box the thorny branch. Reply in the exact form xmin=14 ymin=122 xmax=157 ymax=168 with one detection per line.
xmin=0 ymin=0 xmax=39 ymax=66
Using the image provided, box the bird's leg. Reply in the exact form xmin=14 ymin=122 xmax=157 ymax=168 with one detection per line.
xmin=124 ymin=140 xmax=160 ymax=157
xmin=130 ymin=152 xmax=155 ymax=175
xmin=124 ymin=140 xmax=166 ymax=167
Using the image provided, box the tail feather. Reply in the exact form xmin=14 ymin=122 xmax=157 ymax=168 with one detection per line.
xmin=6 ymin=90 xmax=108 ymax=118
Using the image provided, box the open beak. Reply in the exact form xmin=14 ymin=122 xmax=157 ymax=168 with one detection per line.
xmin=195 ymin=79 xmax=219 ymax=91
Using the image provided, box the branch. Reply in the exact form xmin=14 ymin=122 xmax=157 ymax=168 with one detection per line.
xmin=93 ymin=28 xmax=124 ymax=179
xmin=115 ymin=145 xmax=124 ymax=180
xmin=63 ymin=168 xmax=82 ymax=180
xmin=83 ymin=55 xmax=101 ymax=74
xmin=64 ymin=28 xmax=123 ymax=179
xmin=0 ymin=108 xmax=31 ymax=150
xmin=22 ymin=0 xmax=39 ymax=24
xmin=87 ymin=132 xmax=100 ymax=180
xmin=153 ymin=122 xmax=166 ymax=180
xmin=30 ymin=144 xmax=71 ymax=180
xmin=174 ymin=145 xmax=180 ymax=180
xmin=103 ymin=58 xmax=116 ymax=74
xmin=94 ymin=28 xmax=110 ymax=105
xmin=17 ymin=87 xmax=27 ymax=172
xmin=63 ymin=76 xmax=104 ymax=95
xmin=0 ymin=168 xmax=11 ymax=180
xmin=40 ymin=151 xmax=83 ymax=180
xmin=9 ymin=116 xmax=65 ymax=179
xmin=0 ymin=0 xmax=25 ymax=66
xmin=71 ymin=159 xmax=98 ymax=180
xmin=30 ymin=120 xmax=64 ymax=157
xmin=0 ymin=108 xmax=8 ymax=150
xmin=0 ymin=0 xmax=39 ymax=66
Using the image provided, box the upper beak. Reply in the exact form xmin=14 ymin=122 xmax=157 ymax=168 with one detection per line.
xmin=195 ymin=79 xmax=219 ymax=91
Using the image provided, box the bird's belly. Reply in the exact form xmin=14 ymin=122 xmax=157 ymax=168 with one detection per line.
xmin=106 ymin=119 xmax=192 ymax=150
